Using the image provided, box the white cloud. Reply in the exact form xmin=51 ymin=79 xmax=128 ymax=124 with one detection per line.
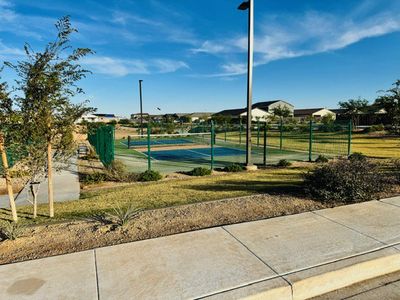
xmin=0 ymin=41 xmax=24 ymax=59
xmin=195 ymin=4 xmax=400 ymax=77
xmin=82 ymin=56 xmax=188 ymax=77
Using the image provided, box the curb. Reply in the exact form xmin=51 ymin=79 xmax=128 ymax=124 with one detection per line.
xmin=203 ymin=246 xmax=400 ymax=299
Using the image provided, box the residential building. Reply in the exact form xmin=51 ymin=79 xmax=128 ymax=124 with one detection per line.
xmin=252 ymin=100 xmax=294 ymax=115
xmin=93 ymin=114 xmax=120 ymax=123
xmin=76 ymin=113 xmax=101 ymax=124
xmin=214 ymin=100 xmax=294 ymax=122
xmin=294 ymin=108 xmax=336 ymax=121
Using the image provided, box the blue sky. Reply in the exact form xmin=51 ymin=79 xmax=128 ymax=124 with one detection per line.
xmin=1 ymin=0 xmax=400 ymax=116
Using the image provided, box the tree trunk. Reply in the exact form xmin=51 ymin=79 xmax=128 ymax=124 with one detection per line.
xmin=0 ymin=133 xmax=18 ymax=222
xmin=30 ymin=184 xmax=37 ymax=219
xmin=47 ymin=142 xmax=54 ymax=217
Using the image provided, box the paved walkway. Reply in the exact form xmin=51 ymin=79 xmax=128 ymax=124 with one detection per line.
xmin=0 ymin=196 xmax=399 ymax=299
xmin=0 ymin=157 xmax=80 ymax=208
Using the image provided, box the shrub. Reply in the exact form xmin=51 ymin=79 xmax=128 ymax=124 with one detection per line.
xmin=277 ymin=159 xmax=292 ymax=167
xmin=107 ymin=160 xmax=129 ymax=182
xmin=304 ymin=158 xmax=388 ymax=203
xmin=190 ymin=167 xmax=212 ymax=176
xmin=348 ymin=152 xmax=367 ymax=162
xmin=106 ymin=205 xmax=142 ymax=227
xmin=315 ymin=155 xmax=329 ymax=163
xmin=371 ymin=124 xmax=385 ymax=132
xmin=0 ymin=222 xmax=25 ymax=240
xmin=81 ymin=172 xmax=108 ymax=184
xmin=223 ymin=164 xmax=244 ymax=172
xmin=392 ymin=160 xmax=400 ymax=183
xmin=138 ymin=170 xmax=162 ymax=182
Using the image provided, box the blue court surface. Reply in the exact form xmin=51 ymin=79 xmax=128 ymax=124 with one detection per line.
xmin=124 ymin=138 xmax=195 ymax=147
xmin=148 ymin=146 xmax=245 ymax=160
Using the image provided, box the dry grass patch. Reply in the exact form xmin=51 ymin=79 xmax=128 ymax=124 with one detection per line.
xmin=0 ymin=167 xmax=306 ymax=224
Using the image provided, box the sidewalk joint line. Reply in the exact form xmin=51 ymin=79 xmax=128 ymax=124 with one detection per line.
xmin=93 ymin=249 xmax=100 ymax=300
xmin=378 ymin=200 xmax=400 ymax=209
xmin=221 ymin=226 xmax=294 ymax=293
xmin=221 ymin=227 xmax=281 ymax=276
xmin=311 ymin=211 xmax=387 ymax=246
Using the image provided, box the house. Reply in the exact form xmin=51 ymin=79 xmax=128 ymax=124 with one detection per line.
xmin=214 ymin=100 xmax=294 ymax=122
xmin=187 ymin=112 xmax=213 ymax=122
xmin=215 ymin=107 xmax=270 ymax=122
xmin=252 ymin=100 xmax=294 ymax=115
xmin=330 ymin=106 xmax=388 ymax=126
xmin=93 ymin=114 xmax=120 ymax=123
xmin=294 ymin=108 xmax=336 ymax=121
xmin=131 ymin=113 xmax=150 ymax=123
xmin=76 ymin=113 xmax=101 ymax=124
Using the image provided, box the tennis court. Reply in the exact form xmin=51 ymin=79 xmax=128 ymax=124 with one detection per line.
xmin=106 ymin=122 xmax=352 ymax=173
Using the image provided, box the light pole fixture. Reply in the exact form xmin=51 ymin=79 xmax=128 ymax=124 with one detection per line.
xmin=238 ymin=0 xmax=254 ymax=167
xmin=139 ymin=79 xmax=144 ymax=136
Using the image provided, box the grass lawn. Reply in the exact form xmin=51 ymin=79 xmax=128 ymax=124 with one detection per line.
xmin=352 ymin=134 xmax=400 ymax=158
xmin=0 ymin=166 xmax=306 ymax=225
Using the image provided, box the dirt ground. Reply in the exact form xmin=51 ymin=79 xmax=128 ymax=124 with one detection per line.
xmin=115 ymin=126 xmax=139 ymax=140
xmin=0 ymin=194 xmax=328 ymax=265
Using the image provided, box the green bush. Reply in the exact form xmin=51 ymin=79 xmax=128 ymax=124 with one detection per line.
xmin=304 ymin=158 xmax=388 ymax=203
xmin=277 ymin=159 xmax=292 ymax=167
xmin=223 ymin=164 xmax=244 ymax=172
xmin=189 ymin=167 xmax=212 ymax=176
xmin=371 ymin=124 xmax=385 ymax=132
xmin=315 ymin=155 xmax=329 ymax=163
xmin=81 ymin=172 xmax=108 ymax=184
xmin=348 ymin=152 xmax=367 ymax=162
xmin=138 ymin=170 xmax=162 ymax=182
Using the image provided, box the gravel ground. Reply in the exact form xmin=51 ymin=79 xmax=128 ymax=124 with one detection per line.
xmin=0 ymin=193 xmax=327 ymax=265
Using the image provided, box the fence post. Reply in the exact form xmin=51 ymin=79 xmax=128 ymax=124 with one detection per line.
xmin=279 ymin=119 xmax=283 ymax=150
xmin=211 ymin=121 xmax=215 ymax=170
xmin=127 ymin=135 xmax=131 ymax=149
xmin=348 ymin=119 xmax=352 ymax=156
xmin=257 ymin=120 xmax=260 ymax=147
xmin=263 ymin=124 xmax=267 ymax=165
xmin=224 ymin=122 xmax=227 ymax=142
xmin=239 ymin=119 xmax=242 ymax=144
xmin=147 ymin=123 xmax=151 ymax=171
xmin=308 ymin=120 xmax=313 ymax=162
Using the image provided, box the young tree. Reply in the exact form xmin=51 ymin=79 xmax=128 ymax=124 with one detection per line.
xmin=6 ymin=16 xmax=93 ymax=217
xmin=0 ymin=72 xmax=18 ymax=222
xmin=272 ymin=105 xmax=292 ymax=121
xmin=374 ymin=80 xmax=400 ymax=133
xmin=338 ymin=98 xmax=369 ymax=127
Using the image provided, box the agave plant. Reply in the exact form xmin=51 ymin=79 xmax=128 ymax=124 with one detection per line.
xmin=1 ymin=221 xmax=25 ymax=240
xmin=106 ymin=205 xmax=142 ymax=227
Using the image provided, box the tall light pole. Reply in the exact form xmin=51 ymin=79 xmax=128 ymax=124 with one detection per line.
xmin=238 ymin=0 xmax=254 ymax=167
xmin=139 ymin=79 xmax=144 ymax=136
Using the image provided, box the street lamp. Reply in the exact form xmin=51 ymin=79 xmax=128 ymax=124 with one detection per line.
xmin=238 ymin=0 xmax=254 ymax=168
xmin=139 ymin=79 xmax=144 ymax=136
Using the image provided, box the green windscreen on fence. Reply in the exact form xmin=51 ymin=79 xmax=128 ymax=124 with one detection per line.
xmin=88 ymin=125 xmax=115 ymax=167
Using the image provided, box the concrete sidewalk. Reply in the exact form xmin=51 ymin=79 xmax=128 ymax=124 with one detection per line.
xmin=0 ymin=196 xmax=399 ymax=299
xmin=0 ymin=157 xmax=80 ymax=208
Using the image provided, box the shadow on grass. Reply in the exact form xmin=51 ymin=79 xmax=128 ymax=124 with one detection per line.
xmin=0 ymin=208 xmax=48 ymax=222
xmin=183 ymin=180 xmax=305 ymax=196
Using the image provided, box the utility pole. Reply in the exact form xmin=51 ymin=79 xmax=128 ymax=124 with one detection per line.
xmin=139 ymin=79 xmax=144 ymax=136
xmin=238 ymin=0 xmax=254 ymax=167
